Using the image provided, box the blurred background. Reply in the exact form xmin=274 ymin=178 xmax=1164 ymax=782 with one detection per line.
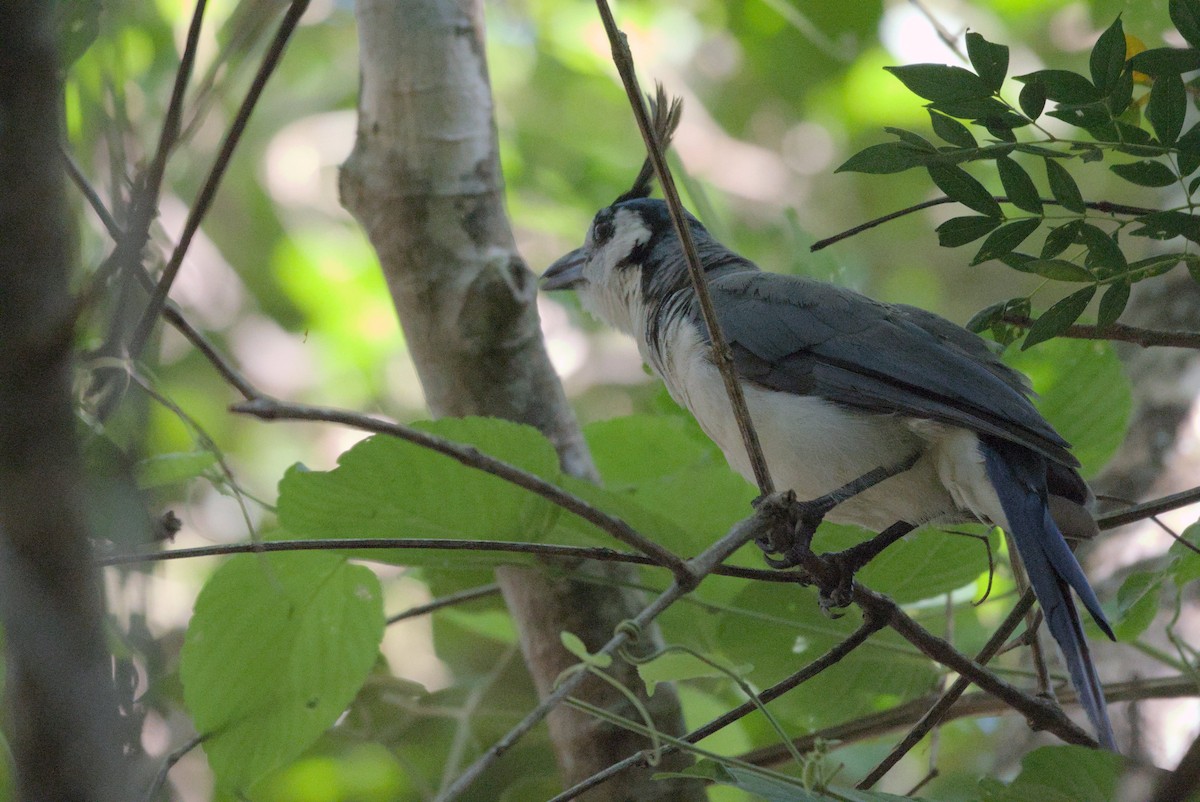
xmin=64 ymin=0 xmax=1198 ymax=798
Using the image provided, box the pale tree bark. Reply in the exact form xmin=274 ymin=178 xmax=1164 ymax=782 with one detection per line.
xmin=339 ymin=1 xmax=703 ymax=799
xmin=0 ymin=6 xmax=130 ymax=801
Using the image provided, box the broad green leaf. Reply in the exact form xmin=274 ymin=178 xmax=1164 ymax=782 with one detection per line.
xmin=1078 ymin=223 xmax=1128 ymax=276
xmin=135 ymin=451 xmax=218 ymax=488
xmin=1021 ymin=286 xmax=1096 ymax=350
xmin=1173 ymin=0 xmax=1200 ymax=49
xmin=1014 ymin=69 xmax=1102 ymax=103
xmin=928 ymin=110 xmax=977 ymax=148
xmin=1147 ymin=72 xmax=1186 ymax=145
xmin=277 ymin=418 xmax=561 ymax=565
xmin=1176 ymin=124 xmax=1200 ymax=175
xmin=1027 ymin=259 xmax=1095 ymax=282
xmin=1019 ymin=81 xmax=1046 ymax=119
xmin=1044 ymin=158 xmax=1086 ymax=213
xmin=928 ymin=164 xmax=1002 ymax=216
xmin=1006 ymin=339 xmax=1131 ymax=475
xmin=981 ymin=746 xmax=1123 ymax=802
xmin=1113 ymin=570 xmax=1162 ymax=639
xmin=1110 ymin=159 xmax=1177 ymax=187
xmin=1090 ymin=17 xmax=1127 ymax=94
xmin=997 ymin=156 xmax=1042 ymax=213
xmin=936 ymin=215 xmax=1003 ymax=247
xmin=885 ymin=64 xmax=992 ymax=102
xmin=1169 ymin=522 xmax=1200 ymax=586
xmin=584 ymin=414 xmax=717 ymax=483
xmin=835 ymin=142 xmax=934 ymax=174
xmin=966 ymin=31 xmax=1009 ymax=93
xmin=972 ymin=219 xmax=1041 ymax=264
xmin=1097 ymin=281 xmax=1131 ymax=328
xmin=1129 ymin=211 xmax=1200 ymax=243
xmin=181 ymin=553 xmax=384 ymax=790
xmin=1107 ymin=66 xmax=1135 ymax=117
xmin=1128 ymin=46 xmax=1200 ymax=75
xmin=637 ymin=650 xmax=751 ymax=696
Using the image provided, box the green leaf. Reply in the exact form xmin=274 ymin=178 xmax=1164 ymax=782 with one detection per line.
xmin=181 ymin=552 xmax=384 ymax=790
xmin=996 ymin=156 xmax=1042 ymax=213
xmin=966 ymin=31 xmax=1009 ymax=93
xmin=1129 ymin=211 xmax=1200 ymax=243
xmin=1128 ymin=47 xmax=1200 ymax=75
xmin=885 ymin=64 xmax=993 ymax=102
xmin=1113 ymin=571 xmax=1162 ymax=639
xmin=1042 ymin=220 xmax=1083 ymax=259
xmin=981 ymin=746 xmax=1123 ymax=802
xmin=1028 ymin=259 xmax=1095 ymax=282
xmin=972 ymin=219 xmax=1041 ymax=264
xmin=1021 ymin=286 xmax=1096 ymax=350
xmin=1005 ymin=339 xmax=1131 ymax=475
xmin=928 ymin=110 xmax=977 ymax=148
xmin=928 ymin=164 xmax=1002 ymax=216
xmin=1108 ymin=67 xmax=1135 ymax=117
xmin=930 ymin=97 xmax=1022 ymax=125
xmin=936 ymin=215 xmax=1003 ymax=247
xmin=1089 ymin=17 xmax=1126 ymax=94
xmin=1173 ymin=0 xmax=1200 ymax=49
xmin=1148 ymin=72 xmax=1186 ymax=145
xmin=1078 ymin=223 xmax=1128 ymax=277
xmin=1018 ymin=81 xmax=1046 ymax=120
xmin=1014 ymin=69 xmax=1103 ymax=103
xmin=54 ymin=0 xmax=101 ymax=68
xmin=1044 ymin=158 xmax=1086 ymax=213
xmin=1097 ymin=281 xmax=1130 ymax=328
xmin=835 ymin=142 xmax=936 ymax=174
xmin=1175 ymin=123 xmax=1200 ymax=175
xmin=135 ymin=451 xmax=218 ymax=488
xmin=1110 ymin=159 xmax=1178 ymax=187
xmin=277 ymin=418 xmax=562 ymax=565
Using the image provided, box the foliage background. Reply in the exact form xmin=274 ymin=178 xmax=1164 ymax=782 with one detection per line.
xmin=58 ymin=0 xmax=1199 ymax=799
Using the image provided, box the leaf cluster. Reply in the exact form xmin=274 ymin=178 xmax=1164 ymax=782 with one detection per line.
xmin=838 ymin=1 xmax=1200 ymax=348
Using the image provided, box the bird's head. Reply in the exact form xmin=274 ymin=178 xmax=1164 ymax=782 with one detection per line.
xmin=541 ymin=198 xmax=724 ymax=335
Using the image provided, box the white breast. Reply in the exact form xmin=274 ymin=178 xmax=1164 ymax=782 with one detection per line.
xmin=648 ymin=318 xmax=1007 ymax=533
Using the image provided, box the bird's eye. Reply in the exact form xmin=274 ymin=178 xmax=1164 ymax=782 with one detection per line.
xmin=590 ymin=209 xmax=615 ymax=246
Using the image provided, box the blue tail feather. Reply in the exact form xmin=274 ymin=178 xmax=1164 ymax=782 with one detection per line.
xmin=981 ymin=440 xmax=1117 ymax=751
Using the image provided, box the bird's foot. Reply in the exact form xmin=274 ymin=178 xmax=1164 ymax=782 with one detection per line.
xmin=751 ymin=490 xmax=834 ymax=569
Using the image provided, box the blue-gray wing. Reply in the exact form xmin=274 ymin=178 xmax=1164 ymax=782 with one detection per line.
xmin=700 ymin=271 xmax=1077 ymax=467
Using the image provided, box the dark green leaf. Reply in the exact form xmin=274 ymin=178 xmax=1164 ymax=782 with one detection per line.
xmin=1189 ymin=254 xmax=1200 ymax=282
xmin=928 ymin=110 xmax=977 ymax=148
xmin=1129 ymin=211 xmax=1200 ymax=243
xmin=1078 ymin=223 xmax=1128 ymax=276
xmin=885 ymin=64 xmax=993 ymax=102
xmin=1098 ymin=281 xmax=1131 ymax=327
xmin=972 ymin=219 xmax=1041 ymax=264
xmin=1019 ymin=81 xmax=1046 ymax=119
xmin=1042 ymin=220 xmax=1084 ymax=259
xmin=965 ymin=300 xmax=1009 ymax=333
xmin=936 ymin=215 xmax=1003 ymax=247
xmin=1148 ymin=72 xmax=1186 ymax=145
xmin=836 ymin=142 xmax=937 ymax=174
xmin=928 ymin=164 xmax=1002 ymax=216
xmin=1028 ymin=259 xmax=1096 ymax=282
xmin=1078 ymin=145 xmax=1105 ymax=162
xmin=1090 ymin=17 xmax=1126 ymax=94
xmin=1015 ymin=69 xmax=1103 ymax=103
xmin=929 ymin=97 xmax=1018 ymax=122
xmin=1176 ymin=124 xmax=1200 ymax=175
xmin=996 ymin=156 xmax=1042 ymax=213
xmin=1192 ymin=175 xmax=1200 ymax=194
xmin=885 ymin=126 xmax=938 ymax=150
xmin=1121 ymin=252 xmax=1193 ymax=279
xmin=986 ymin=121 xmax=1019 ymax=142
xmin=1014 ymin=143 xmax=1067 ymax=158
xmin=1022 ymin=286 xmax=1096 ymax=349
xmin=1110 ymin=159 xmax=1178 ymax=187
xmin=54 ymin=0 xmax=101 ymax=68
xmin=1174 ymin=0 xmax=1200 ymax=49
xmin=1128 ymin=47 xmax=1200 ymax=75
xmin=966 ymin=31 xmax=1010 ymax=92
xmin=1047 ymin=104 xmax=1115 ymax=137
xmin=1044 ymin=158 xmax=1086 ymax=213
xmin=1108 ymin=67 xmax=1135 ymax=116
xmin=1001 ymin=252 xmax=1037 ymax=273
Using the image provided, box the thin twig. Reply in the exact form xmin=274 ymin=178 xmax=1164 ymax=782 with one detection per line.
xmin=142 ymin=733 xmax=204 ymax=802
xmin=810 ymin=196 xmax=1159 ymax=253
xmin=61 ymin=144 xmax=123 ymax=239
xmin=434 ymin=510 xmax=766 ymax=801
xmin=161 ymin=304 xmax=258 ymax=399
xmin=1099 ymin=485 xmax=1200 ymax=530
xmin=595 ymin=0 xmax=775 ymax=496
xmin=1001 ymin=314 xmax=1200 ymax=350
xmin=387 ymin=584 xmax=501 ymax=624
xmin=128 ymin=0 xmax=310 ymax=359
xmin=231 ymin=397 xmax=692 ymax=578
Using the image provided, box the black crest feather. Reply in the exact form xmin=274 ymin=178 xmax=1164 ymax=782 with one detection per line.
xmin=613 ymin=84 xmax=683 ymax=205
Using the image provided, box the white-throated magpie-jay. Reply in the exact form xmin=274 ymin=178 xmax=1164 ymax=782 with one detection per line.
xmin=541 ymin=193 xmax=1116 ymax=750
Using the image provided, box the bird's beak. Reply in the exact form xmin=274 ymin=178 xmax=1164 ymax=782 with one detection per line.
xmin=540 ymin=248 xmax=587 ymax=291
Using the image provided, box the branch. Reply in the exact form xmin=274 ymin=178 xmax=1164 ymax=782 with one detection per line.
xmin=1151 ymin=726 xmax=1200 ymax=802
xmin=230 ymin=396 xmax=692 ymax=579
xmin=595 ymin=0 xmax=775 ymax=496
xmin=810 ymin=196 xmax=1159 ymax=253
xmin=1001 ymin=314 xmax=1200 ymax=350
xmin=1099 ymin=484 xmax=1200 ymax=530
xmin=387 ymin=584 xmax=500 ymax=624
xmin=127 ymin=0 xmax=310 ymax=359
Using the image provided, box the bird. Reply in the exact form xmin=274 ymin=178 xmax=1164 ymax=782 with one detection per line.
xmin=540 ymin=182 xmax=1116 ymax=750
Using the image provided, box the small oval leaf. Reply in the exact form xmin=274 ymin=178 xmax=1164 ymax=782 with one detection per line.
xmin=972 ymin=219 xmax=1042 ymax=264
xmin=1028 ymin=259 xmax=1096 ymax=282
xmin=928 ymin=164 xmax=1003 ymax=216
xmin=936 ymin=214 xmax=1003 ymax=247
xmin=1110 ymin=159 xmax=1178 ymax=187
xmin=1147 ymin=72 xmax=1186 ymax=145
xmin=966 ymin=31 xmax=1010 ymax=92
xmin=1045 ymin=158 xmax=1086 ymax=213
xmin=1022 ymin=286 xmax=1097 ymax=350
xmin=997 ymin=156 xmax=1043 ymax=214
xmin=1098 ymin=281 xmax=1130 ymax=328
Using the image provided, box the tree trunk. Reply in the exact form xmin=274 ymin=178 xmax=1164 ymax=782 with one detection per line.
xmin=339 ymin=1 xmax=703 ymax=799
xmin=0 ymin=6 xmax=130 ymax=801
